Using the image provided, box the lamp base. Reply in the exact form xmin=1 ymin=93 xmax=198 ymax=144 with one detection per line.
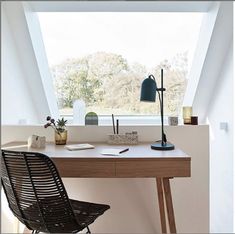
xmin=151 ymin=141 xmax=175 ymax=151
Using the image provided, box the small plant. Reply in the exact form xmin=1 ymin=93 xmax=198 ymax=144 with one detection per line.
xmin=44 ymin=116 xmax=67 ymax=134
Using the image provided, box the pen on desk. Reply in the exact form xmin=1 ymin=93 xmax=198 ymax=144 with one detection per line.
xmin=112 ymin=114 xmax=116 ymax=134
xmin=116 ymin=119 xmax=119 ymax=135
xmin=119 ymin=148 xmax=129 ymax=154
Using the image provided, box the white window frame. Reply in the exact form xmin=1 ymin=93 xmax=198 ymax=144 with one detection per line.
xmin=22 ymin=1 xmax=219 ymax=125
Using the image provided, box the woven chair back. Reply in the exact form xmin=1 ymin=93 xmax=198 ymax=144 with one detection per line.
xmin=1 ymin=150 xmax=81 ymax=233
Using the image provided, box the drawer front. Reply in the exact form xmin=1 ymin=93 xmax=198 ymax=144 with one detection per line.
xmin=115 ymin=159 xmax=191 ymax=178
xmin=53 ymin=159 xmax=115 ymax=177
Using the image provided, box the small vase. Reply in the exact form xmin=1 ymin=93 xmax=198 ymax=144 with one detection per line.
xmin=55 ymin=130 xmax=67 ymax=145
xmin=183 ymin=106 xmax=192 ymax=124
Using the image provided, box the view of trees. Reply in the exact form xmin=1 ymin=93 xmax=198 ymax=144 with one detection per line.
xmin=51 ymin=52 xmax=188 ymax=116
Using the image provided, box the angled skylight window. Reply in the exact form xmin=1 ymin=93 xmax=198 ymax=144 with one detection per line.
xmin=38 ymin=12 xmax=204 ymax=116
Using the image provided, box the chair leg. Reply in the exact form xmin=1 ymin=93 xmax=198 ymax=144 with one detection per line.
xmin=32 ymin=230 xmax=39 ymax=234
xmin=86 ymin=226 xmax=91 ymax=233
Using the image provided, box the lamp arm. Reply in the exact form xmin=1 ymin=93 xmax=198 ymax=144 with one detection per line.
xmin=157 ymin=90 xmax=162 ymax=103
xmin=157 ymin=90 xmax=167 ymax=144
xmin=148 ymin=73 xmax=167 ymax=145
xmin=157 ymin=69 xmax=167 ymax=146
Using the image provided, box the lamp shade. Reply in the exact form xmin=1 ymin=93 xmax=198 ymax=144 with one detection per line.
xmin=140 ymin=77 xmax=157 ymax=102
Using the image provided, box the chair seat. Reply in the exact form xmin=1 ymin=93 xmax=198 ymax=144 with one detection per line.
xmin=20 ymin=198 xmax=110 ymax=233
xmin=70 ymin=199 xmax=110 ymax=227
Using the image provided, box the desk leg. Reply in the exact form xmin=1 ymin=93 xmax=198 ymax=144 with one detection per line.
xmin=156 ymin=178 xmax=167 ymax=233
xmin=163 ymin=178 xmax=177 ymax=233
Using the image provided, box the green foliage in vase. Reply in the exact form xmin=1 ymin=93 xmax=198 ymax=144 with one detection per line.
xmin=56 ymin=117 xmax=68 ymax=132
xmin=44 ymin=116 xmax=67 ymax=133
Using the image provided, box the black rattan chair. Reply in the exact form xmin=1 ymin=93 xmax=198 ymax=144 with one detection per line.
xmin=1 ymin=150 xmax=110 ymax=233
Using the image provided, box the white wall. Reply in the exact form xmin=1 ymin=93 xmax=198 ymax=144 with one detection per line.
xmin=1 ymin=8 xmax=39 ymax=124
xmin=191 ymin=2 xmax=233 ymax=232
xmin=1 ymin=125 xmax=209 ymax=233
xmin=2 ymin=2 xmax=53 ymax=124
xmin=192 ymin=2 xmax=233 ymax=123
xmin=206 ymin=44 xmax=233 ymax=233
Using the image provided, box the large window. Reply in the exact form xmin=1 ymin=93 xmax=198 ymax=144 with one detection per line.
xmin=38 ymin=12 xmax=203 ymax=116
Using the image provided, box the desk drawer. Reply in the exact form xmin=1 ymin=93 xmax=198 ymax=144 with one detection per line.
xmin=53 ymin=159 xmax=115 ymax=177
xmin=115 ymin=159 xmax=191 ymax=177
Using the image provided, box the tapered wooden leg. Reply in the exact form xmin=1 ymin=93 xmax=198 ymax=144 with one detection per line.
xmin=156 ymin=178 xmax=167 ymax=233
xmin=163 ymin=178 xmax=176 ymax=233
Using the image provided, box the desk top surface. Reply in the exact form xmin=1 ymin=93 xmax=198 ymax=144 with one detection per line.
xmin=2 ymin=142 xmax=190 ymax=160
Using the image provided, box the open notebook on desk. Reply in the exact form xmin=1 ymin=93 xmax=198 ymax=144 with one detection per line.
xmin=101 ymin=148 xmax=129 ymax=156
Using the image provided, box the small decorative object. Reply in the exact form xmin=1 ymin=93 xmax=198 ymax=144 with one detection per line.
xmin=140 ymin=69 xmax=174 ymax=150
xmin=191 ymin=116 xmax=198 ymax=125
xmin=73 ymin=99 xmax=86 ymax=125
xmin=107 ymin=131 xmax=138 ymax=145
xmin=44 ymin=116 xmax=68 ymax=145
xmin=85 ymin=112 xmax=98 ymax=125
xmin=168 ymin=116 xmax=178 ymax=126
xmin=183 ymin=106 xmax=192 ymax=124
xmin=28 ymin=135 xmax=46 ymax=149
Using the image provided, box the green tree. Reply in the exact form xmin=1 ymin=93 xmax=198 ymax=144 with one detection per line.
xmin=51 ymin=51 xmax=188 ymax=116
xmin=52 ymin=58 xmax=100 ymax=108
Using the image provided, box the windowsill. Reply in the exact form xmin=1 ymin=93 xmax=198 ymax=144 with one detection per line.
xmin=2 ymin=124 xmax=208 ymax=127
xmin=2 ymin=113 xmax=204 ymax=126
xmin=63 ymin=115 xmax=183 ymax=126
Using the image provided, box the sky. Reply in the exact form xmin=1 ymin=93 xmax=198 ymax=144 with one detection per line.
xmin=38 ymin=12 xmax=204 ymax=71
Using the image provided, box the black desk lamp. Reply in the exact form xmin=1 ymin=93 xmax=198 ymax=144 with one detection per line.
xmin=140 ymin=69 xmax=175 ymax=150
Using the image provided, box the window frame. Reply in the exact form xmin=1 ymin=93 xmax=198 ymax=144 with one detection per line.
xmin=23 ymin=1 xmax=219 ymax=125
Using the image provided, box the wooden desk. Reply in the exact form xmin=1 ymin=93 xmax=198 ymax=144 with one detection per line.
xmin=2 ymin=142 xmax=191 ymax=234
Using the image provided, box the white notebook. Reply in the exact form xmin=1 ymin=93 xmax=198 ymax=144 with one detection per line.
xmin=101 ymin=148 xmax=129 ymax=156
xmin=65 ymin=144 xmax=95 ymax=151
